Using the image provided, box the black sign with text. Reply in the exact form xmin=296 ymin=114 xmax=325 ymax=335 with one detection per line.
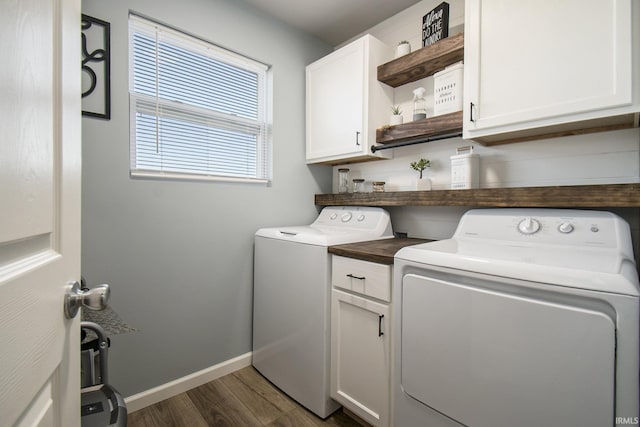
xmin=422 ymin=2 xmax=449 ymax=47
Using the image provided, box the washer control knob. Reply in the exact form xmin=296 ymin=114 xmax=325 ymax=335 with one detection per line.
xmin=558 ymin=222 xmax=574 ymax=234
xmin=518 ymin=217 xmax=541 ymax=235
xmin=341 ymin=212 xmax=352 ymax=222
xmin=330 ymin=213 xmax=337 ymax=220
xmin=357 ymin=214 xmax=365 ymax=222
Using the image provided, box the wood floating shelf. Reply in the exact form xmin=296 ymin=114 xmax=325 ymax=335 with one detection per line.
xmin=315 ymin=183 xmax=640 ymax=208
xmin=377 ymin=32 xmax=464 ymax=87
xmin=377 ymin=111 xmax=463 ymax=144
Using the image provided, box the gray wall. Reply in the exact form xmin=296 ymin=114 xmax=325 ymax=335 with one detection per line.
xmin=81 ymin=0 xmax=332 ymax=396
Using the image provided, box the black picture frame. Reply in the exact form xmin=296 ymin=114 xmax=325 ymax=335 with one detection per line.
xmin=81 ymin=14 xmax=111 ymax=120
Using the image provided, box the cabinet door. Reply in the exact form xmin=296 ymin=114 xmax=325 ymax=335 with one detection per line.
xmin=463 ymin=0 xmax=637 ymax=142
xmin=306 ymin=35 xmax=392 ymax=164
xmin=331 ymin=289 xmax=390 ymax=426
xmin=306 ymin=39 xmax=365 ymax=161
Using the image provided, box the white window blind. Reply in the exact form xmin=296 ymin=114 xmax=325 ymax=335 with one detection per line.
xmin=129 ymin=14 xmax=271 ymax=182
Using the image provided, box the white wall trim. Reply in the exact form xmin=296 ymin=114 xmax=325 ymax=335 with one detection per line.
xmin=124 ymin=352 xmax=252 ymax=413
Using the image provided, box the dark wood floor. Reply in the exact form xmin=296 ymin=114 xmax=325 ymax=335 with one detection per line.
xmin=128 ymin=366 xmax=365 ymax=427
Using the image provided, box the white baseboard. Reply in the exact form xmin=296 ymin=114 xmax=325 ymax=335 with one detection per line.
xmin=124 ymin=352 xmax=252 ymax=413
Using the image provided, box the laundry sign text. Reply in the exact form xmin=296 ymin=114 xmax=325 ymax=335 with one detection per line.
xmin=422 ymin=2 xmax=449 ymax=47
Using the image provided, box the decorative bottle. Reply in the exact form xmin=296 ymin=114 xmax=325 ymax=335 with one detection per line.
xmin=413 ymin=87 xmax=427 ymax=121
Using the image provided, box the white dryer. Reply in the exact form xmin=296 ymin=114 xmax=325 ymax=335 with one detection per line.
xmin=253 ymin=206 xmax=393 ymax=418
xmin=393 ymin=209 xmax=639 ymax=427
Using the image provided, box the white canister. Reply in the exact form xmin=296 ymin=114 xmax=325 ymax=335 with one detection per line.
xmin=450 ymin=146 xmax=479 ymax=189
xmin=434 ymin=62 xmax=463 ymax=116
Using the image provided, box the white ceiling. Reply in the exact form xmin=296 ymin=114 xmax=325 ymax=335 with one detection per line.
xmin=239 ymin=0 xmax=421 ymax=46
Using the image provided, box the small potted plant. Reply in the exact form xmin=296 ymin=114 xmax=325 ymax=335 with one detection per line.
xmin=396 ymin=40 xmax=411 ymax=58
xmin=410 ymin=158 xmax=432 ymax=190
xmin=390 ymin=105 xmax=403 ymax=125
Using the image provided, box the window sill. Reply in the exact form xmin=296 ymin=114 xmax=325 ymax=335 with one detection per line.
xmin=130 ymin=170 xmax=270 ymax=185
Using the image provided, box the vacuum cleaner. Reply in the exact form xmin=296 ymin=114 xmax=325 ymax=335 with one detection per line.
xmin=80 ymin=321 xmax=127 ymax=427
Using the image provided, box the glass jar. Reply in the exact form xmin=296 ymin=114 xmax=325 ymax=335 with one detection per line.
xmin=338 ymin=168 xmax=350 ymax=193
xmin=372 ymin=181 xmax=385 ymax=192
xmin=352 ymin=178 xmax=364 ymax=193
xmin=413 ymin=87 xmax=427 ymax=121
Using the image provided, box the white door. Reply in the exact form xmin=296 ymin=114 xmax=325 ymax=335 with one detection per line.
xmin=0 ymin=0 xmax=81 ymax=425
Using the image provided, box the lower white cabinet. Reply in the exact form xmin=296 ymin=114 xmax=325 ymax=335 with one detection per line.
xmin=331 ymin=256 xmax=391 ymax=427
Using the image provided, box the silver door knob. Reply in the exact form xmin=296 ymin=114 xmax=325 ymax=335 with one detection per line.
xmin=64 ymin=280 xmax=110 ymax=319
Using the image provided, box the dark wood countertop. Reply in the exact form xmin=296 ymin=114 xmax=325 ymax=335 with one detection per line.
xmin=329 ymin=238 xmax=432 ymax=265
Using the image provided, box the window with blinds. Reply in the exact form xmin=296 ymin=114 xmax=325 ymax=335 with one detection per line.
xmin=129 ymin=14 xmax=271 ymax=182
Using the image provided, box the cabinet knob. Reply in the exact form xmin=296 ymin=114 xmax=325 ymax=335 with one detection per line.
xmin=355 ymin=131 xmax=360 ymax=146
xmin=470 ymin=102 xmax=476 ymax=122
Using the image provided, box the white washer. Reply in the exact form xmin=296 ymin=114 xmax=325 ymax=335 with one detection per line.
xmin=253 ymin=206 xmax=393 ymax=418
xmin=393 ymin=209 xmax=639 ymax=427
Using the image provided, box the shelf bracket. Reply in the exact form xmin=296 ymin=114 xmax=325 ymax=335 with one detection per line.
xmin=371 ymin=132 xmax=463 ymax=153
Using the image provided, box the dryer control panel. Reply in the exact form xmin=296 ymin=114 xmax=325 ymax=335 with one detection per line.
xmin=456 ymin=208 xmax=629 ymax=250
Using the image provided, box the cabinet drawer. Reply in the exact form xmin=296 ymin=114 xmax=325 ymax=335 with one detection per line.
xmin=332 ymin=255 xmax=391 ymax=302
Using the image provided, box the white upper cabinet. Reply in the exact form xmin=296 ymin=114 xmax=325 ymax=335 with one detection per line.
xmin=306 ymin=35 xmax=393 ymax=164
xmin=463 ymin=0 xmax=640 ymax=144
